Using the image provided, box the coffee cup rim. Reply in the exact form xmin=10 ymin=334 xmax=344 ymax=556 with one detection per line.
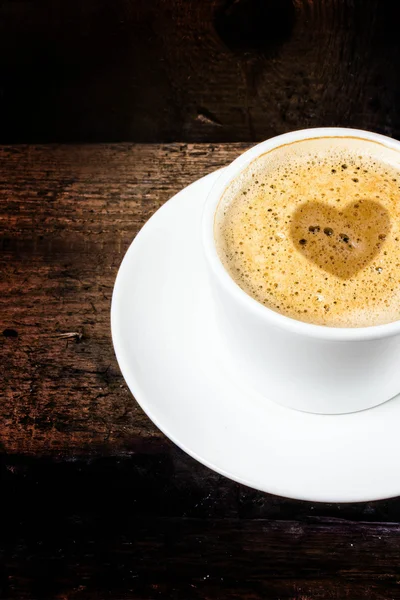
xmin=202 ymin=127 xmax=400 ymax=341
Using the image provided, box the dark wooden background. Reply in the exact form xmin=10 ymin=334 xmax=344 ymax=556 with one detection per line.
xmin=1 ymin=0 xmax=400 ymax=143
xmin=3 ymin=1 xmax=400 ymax=599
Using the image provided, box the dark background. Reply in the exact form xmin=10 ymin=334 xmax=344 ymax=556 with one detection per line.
xmin=1 ymin=0 xmax=400 ymax=143
xmin=3 ymin=1 xmax=400 ymax=598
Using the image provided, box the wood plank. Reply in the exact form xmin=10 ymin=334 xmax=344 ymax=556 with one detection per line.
xmin=0 ymin=0 xmax=400 ymax=142
xmin=3 ymin=512 xmax=400 ymax=599
xmin=0 ymin=143 xmax=248 ymax=456
xmin=3 ymin=452 xmax=400 ymax=523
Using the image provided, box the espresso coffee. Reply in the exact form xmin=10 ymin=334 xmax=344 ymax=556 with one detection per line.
xmin=215 ymin=137 xmax=400 ymax=327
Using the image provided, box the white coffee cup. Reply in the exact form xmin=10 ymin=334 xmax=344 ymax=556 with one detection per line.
xmin=202 ymin=127 xmax=400 ymax=414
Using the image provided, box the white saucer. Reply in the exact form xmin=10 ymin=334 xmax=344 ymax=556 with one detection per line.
xmin=111 ymin=170 xmax=400 ymax=503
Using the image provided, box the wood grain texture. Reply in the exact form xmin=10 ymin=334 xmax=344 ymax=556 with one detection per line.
xmin=0 ymin=143 xmax=248 ymax=455
xmin=2 ymin=453 xmax=400 ymax=599
xmin=3 ymin=512 xmax=400 ymax=599
xmin=1 ymin=0 xmax=400 ymax=142
xmin=3 ymin=453 xmax=400 ymax=599
xmin=2 ymin=144 xmax=400 ymax=600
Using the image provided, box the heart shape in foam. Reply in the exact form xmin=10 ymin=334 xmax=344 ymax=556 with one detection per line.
xmin=290 ymin=199 xmax=391 ymax=279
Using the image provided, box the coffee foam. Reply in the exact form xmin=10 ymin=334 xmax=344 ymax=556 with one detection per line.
xmin=214 ymin=137 xmax=400 ymax=327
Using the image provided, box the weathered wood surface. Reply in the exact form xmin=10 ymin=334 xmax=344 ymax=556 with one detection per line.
xmin=0 ymin=143 xmax=249 ymax=455
xmin=2 ymin=144 xmax=400 ymax=599
xmin=1 ymin=0 xmax=400 ymax=142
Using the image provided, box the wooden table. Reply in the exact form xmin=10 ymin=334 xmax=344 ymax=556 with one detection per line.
xmin=2 ymin=144 xmax=400 ymax=600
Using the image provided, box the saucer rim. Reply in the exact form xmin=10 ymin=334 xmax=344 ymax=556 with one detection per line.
xmin=111 ymin=169 xmax=400 ymax=503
